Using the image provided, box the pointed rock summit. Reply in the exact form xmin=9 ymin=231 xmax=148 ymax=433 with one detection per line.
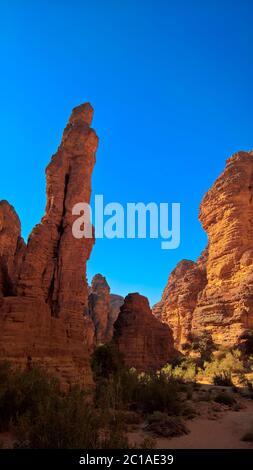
xmin=0 ymin=103 xmax=98 ymax=388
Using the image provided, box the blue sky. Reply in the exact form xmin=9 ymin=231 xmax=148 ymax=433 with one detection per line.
xmin=1 ymin=0 xmax=253 ymax=305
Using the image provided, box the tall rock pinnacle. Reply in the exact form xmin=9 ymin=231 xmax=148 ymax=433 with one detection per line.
xmin=0 ymin=103 xmax=98 ymax=387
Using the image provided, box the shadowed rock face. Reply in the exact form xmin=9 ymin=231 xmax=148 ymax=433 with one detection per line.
xmin=113 ymin=293 xmax=175 ymax=370
xmin=0 ymin=201 xmax=26 ymax=297
xmin=0 ymin=103 xmax=98 ymax=388
xmin=154 ymin=151 xmax=253 ymax=351
xmin=88 ymin=274 xmax=124 ymax=344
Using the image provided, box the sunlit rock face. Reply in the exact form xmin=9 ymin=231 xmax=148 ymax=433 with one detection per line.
xmin=154 ymin=151 xmax=253 ymax=351
xmin=114 ymin=293 xmax=176 ymax=370
xmin=0 ymin=103 xmax=98 ymax=388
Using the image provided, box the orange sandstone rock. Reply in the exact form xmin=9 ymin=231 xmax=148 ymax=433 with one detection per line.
xmin=88 ymin=274 xmax=124 ymax=344
xmin=154 ymin=151 xmax=253 ymax=351
xmin=0 ymin=103 xmax=98 ymax=388
xmin=0 ymin=201 xmax=26 ymax=296
xmin=114 ymin=293 xmax=175 ymax=370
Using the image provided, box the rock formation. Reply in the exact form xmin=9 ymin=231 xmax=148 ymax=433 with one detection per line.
xmin=154 ymin=151 xmax=253 ymax=351
xmin=153 ymin=257 xmax=207 ymax=349
xmin=109 ymin=293 xmax=124 ymax=334
xmin=114 ymin=293 xmax=175 ymax=370
xmin=0 ymin=103 xmax=98 ymax=388
xmin=88 ymin=274 xmax=123 ymax=344
xmin=0 ymin=201 xmax=25 ymax=296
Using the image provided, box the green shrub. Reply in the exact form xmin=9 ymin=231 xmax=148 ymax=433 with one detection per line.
xmin=91 ymin=343 xmax=124 ymax=378
xmin=0 ymin=362 xmax=59 ymax=431
xmin=15 ymin=387 xmax=100 ymax=448
xmin=162 ymin=358 xmax=197 ymax=383
xmin=95 ymin=368 xmax=182 ymax=416
xmin=185 ymin=332 xmax=216 ymax=364
xmin=203 ymin=349 xmax=244 ymax=383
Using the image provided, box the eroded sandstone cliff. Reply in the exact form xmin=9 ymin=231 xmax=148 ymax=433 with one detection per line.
xmin=154 ymin=151 xmax=253 ymax=351
xmin=114 ymin=293 xmax=175 ymax=370
xmin=0 ymin=103 xmax=98 ymax=388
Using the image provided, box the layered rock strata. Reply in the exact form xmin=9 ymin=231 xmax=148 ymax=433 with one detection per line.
xmin=154 ymin=151 xmax=253 ymax=351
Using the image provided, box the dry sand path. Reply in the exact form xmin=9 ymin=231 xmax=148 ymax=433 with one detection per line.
xmin=129 ymin=398 xmax=253 ymax=449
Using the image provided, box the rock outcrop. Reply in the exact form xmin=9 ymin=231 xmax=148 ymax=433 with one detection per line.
xmin=88 ymin=274 xmax=123 ymax=344
xmin=0 ymin=201 xmax=26 ymax=296
xmin=153 ymin=257 xmax=207 ymax=349
xmin=154 ymin=151 xmax=253 ymax=351
xmin=114 ymin=293 xmax=175 ymax=370
xmin=0 ymin=103 xmax=98 ymax=388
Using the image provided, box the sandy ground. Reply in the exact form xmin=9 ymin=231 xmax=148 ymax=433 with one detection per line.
xmin=1 ymin=387 xmax=253 ymax=449
xmin=129 ymin=397 xmax=253 ymax=449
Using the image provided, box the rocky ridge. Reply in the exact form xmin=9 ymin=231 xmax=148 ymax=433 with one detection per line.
xmin=154 ymin=151 xmax=253 ymax=351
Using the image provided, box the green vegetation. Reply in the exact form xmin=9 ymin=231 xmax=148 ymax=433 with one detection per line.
xmin=1 ymin=343 xmax=253 ymax=449
xmin=0 ymin=362 xmax=129 ymax=449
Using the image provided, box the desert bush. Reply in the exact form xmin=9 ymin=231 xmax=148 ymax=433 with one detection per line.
xmin=203 ymin=349 xmax=244 ymax=383
xmin=0 ymin=362 xmax=59 ymax=431
xmin=214 ymin=392 xmax=236 ymax=406
xmin=15 ymin=387 xmax=100 ymax=448
xmin=181 ymin=402 xmax=197 ymax=420
xmin=185 ymin=332 xmax=215 ymax=364
xmin=173 ymin=359 xmax=197 ymax=382
xmin=91 ymin=343 xmax=124 ymax=378
xmin=241 ymin=424 xmax=253 ymax=442
xmin=145 ymin=411 xmax=189 ymax=438
xmin=129 ymin=371 xmax=182 ymax=415
xmin=162 ymin=358 xmax=197 ymax=383
xmin=213 ymin=371 xmax=233 ymax=386
xmin=95 ymin=368 xmax=182 ymax=416
xmin=0 ymin=362 xmax=130 ymax=449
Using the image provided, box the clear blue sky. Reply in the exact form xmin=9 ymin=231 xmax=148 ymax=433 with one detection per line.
xmin=1 ymin=0 xmax=253 ymax=305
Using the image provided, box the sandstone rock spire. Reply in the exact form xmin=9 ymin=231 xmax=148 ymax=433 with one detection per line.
xmin=0 ymin=103 xmax=98 ymax=388
xmin=0 ymin=201 xmax=25 ymax=296
xmin=88 ymin=273 xmax=124 ymax=344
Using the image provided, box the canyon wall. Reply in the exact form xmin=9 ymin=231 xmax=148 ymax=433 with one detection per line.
xmin=0 ymin=103 xmax=98 ymax=388
xmin=154 ymin=151 xmax=253 ymax=351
